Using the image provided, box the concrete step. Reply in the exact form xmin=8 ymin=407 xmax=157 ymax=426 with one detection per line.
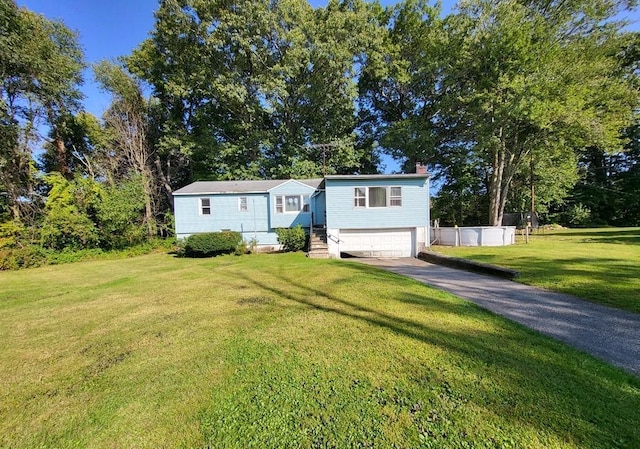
xmin=307 ymin=250 xmax=331 ymax=259
xmin=308 ymin=253 xmax=331 ymax=259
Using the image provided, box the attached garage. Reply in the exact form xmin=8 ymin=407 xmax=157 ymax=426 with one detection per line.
xmin=338 ymin=228 xmax=415 ymax=258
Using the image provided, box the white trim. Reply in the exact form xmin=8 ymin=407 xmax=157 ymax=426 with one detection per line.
xmin=199 ymin=197 xmax=211 ymax=215
xmin=238 ymin=196 xmax=248 ymax=212
xmin=353 ymin=186 xmax=402 ymax=209
xmin=274 ymin=194 xmax=311 ymax=214
xmin=266 ymin=179 xmax=317 ymax=192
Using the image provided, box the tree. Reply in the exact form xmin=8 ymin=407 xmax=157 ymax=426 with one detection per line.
xmin=40 ymin=173 xmax=101 ymax=250
xmin=0 ymin=0 xmax=84 ymax=221
xmin=94 ymin=60 xmax=159 ymax=237
xmin=358 ymin=0 xmax=446 ymax=173
xmin=441 ymin=0 xmax=638 ymax=225
xmin=362 ymin=0 xmax=638 ymax=225
xmin=127 ymin=0 xmax=383 ymax=182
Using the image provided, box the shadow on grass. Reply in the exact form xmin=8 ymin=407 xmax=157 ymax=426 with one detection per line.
xmin=233 ymin=261 xmax=640 ymax=448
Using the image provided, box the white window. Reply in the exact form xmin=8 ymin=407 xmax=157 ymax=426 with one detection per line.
xmin=239 ymin=196 xmax=248 ymax=212
xmin=353 ymin=187 xmax=402 ymax=208
xmin=275 ymin=194 xmax=311 ymax=214
xmin=200 ymin=198 xmax=211 ymax=215
xmin=390 ymin=187 xmax=402 ymax=207
xmin=354 ymin=188 xmax=366 ymax=208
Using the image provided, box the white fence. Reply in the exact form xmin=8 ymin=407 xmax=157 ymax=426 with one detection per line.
xmin=431 ymin=226 xmax=516 ymax=247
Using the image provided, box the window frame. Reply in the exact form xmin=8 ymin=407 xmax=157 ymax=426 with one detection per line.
xmin=238 ymin=196 xmax=248 ymax=212
xmin=354 ymin=187 xmax=366 ymax=208
xmin=353 ymin=186 xmax=403 ymax=209
xmin=274 ymin=194 xmax=311 ymax=214
xmin=368 ymin=187 xmax=387 ymax=208
xmin=389 ymin=186 xmax=402 ymax=207
xmin=200 ymin=197 xmax=211 ymax=215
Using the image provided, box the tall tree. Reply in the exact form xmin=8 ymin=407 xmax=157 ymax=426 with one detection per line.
xmin=362 ymin=0 xmax=638 ymax=225
xmin=94 ymin=60 xmax=159 ymax=237
xmin=441 ymin=0 xmax=638 ymax=225
xmin=358 ymin=0 xmax=446 ymax=173
xmin=0 ymin=0 xmax=84 ymax=220
xmin=127 ymin=0 xmax=383 ymax=182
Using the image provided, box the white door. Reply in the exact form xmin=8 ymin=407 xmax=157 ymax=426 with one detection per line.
xmin=339 ymin=228 xmax=414 ymax=258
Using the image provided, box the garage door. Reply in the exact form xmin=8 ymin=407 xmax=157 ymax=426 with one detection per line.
xmin=339 ymin=228 xmax=414 ymax=258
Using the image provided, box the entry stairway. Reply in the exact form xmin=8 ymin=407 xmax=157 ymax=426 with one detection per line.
xmin=307 ymin=226 xmax=330 ymax=259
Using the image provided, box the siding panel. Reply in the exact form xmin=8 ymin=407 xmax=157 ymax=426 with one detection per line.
xmin=174 ymin=193 xmax=269 ymax=238
xmin=325 ymin=178 xmax=430 ymax=229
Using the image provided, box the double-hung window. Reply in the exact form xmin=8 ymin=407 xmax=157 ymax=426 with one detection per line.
xmin=390 ymin=187 xmax=402 ymax=207
xmin=239 ymin=196 xmax=248 ymax=212
xmin=354 ymin=188 xmax=366 ymax=208
xmin=200 ymin=198 xmax=211 ymax=215
xmin=353 ymin=187 xmax=402 ymax=208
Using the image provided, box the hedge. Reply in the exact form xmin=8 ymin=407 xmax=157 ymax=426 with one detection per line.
xmin=184 ymin=231 xmax=242 ymax=257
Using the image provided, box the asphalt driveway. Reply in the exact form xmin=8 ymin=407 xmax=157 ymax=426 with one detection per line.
xmin=357 ymin=257 xmax=640 ymax=376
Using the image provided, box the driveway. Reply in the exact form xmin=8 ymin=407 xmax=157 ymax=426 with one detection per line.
xmin=357 ymin=257 xmax=640 ymax=377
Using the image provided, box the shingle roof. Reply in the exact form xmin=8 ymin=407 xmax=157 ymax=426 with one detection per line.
xmin=173 ymin=178 xmax=324 ymax=195
xmin=325 ymin=173 xmax=429 ymax=180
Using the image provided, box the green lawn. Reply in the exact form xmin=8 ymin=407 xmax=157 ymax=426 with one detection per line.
xmin=1 ymin=252 xmax=639 ymax=448
xmin=433 ymin=227 xmax=640 ymax=314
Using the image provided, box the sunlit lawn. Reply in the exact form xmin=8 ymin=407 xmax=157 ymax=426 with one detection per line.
xmin=1 ymin=252 xmax=639 ymax=448
xmin=434 ymin=227 xmax=640 ymax=314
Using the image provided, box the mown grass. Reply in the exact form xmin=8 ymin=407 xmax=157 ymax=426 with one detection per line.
xmin=433 ymin=227 xmax=640 ymax=314
xmin=1 ymin=252 xmax=639 ymax=448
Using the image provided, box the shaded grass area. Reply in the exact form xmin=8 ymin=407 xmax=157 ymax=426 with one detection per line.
xmin=434 ymin=228 xmax=640 ymax=314
xmin=1 ymin=252 xmax=639 ymax=448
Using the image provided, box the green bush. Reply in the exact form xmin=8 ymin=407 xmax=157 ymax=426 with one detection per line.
xmin=184 ymin=231 xmax=242 ymax=257
xmin=0 ymin=246 xmax=47 ymax=270
xmin=563 ymin=203 xmax=592 ymax=227
xmin=275 ymin=225 xmax=308 ymax=252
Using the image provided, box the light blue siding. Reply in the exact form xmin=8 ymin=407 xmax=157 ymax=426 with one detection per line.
xmin=174 ymin=193 xmax=269 ymax=239
xmin=325 ymin=178 xmax=430 ymax=229
xmin=269 ymin=180 xmax=316 ymax=229
xmin=313 ymin=191 xmax=326 ymax=226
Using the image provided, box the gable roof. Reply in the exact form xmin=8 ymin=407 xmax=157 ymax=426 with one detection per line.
xmin=173 ymin=178 xmax=324 ymax=196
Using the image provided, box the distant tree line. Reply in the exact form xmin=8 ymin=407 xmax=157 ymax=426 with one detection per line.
xmin=1 ymin=0 xmax=639 ymax=266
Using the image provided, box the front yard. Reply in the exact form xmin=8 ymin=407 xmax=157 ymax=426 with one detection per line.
xmin=1 ymin=252 xmax=638 ymax=448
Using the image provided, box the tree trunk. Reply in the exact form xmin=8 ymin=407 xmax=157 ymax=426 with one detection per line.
xmin=141 ymin=172 xmax=157 ymax=238
xmin=489 ymin=138 xmax=506 ymax=226
xmin=154 ymin=155 xmax=174 ymax=209
xmin=54 ymin=133 xmax=72 ymax=179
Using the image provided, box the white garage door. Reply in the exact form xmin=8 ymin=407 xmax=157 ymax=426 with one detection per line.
xmin=339 ymin=228 xmax=414 ymax=258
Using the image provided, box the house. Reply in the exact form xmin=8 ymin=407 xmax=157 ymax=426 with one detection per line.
xmin=173 ymin=171 xmax=430 ymax=258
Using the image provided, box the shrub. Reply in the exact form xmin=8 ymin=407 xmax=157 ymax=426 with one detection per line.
xmin=184 ymin=231 xmax=242 ymax=257
xmin=564 ymin=203 xmax=591 ymax=227
xmin=275 ymin=225 xmax=307 ymax=252
xmin=0 ymin=246 xmax=47 ymax=270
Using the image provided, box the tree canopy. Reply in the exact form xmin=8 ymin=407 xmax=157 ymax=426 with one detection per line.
xmin=0 ymin=0 xmax=639 ymax=263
